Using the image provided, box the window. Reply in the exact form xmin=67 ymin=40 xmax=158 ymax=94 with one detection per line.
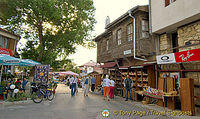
xmin=0 ymin=36 xmax=9 ymax=48
xmin=0 ymin=36 xmax=4 ymax=48
xmin=165 ymin=0 xmax=176 ymax=7
xmin=127 ymin=24 xmax=133 ymax=41
xmin=106 ymin=40 xmax=109 ymax=50
xmin=100 ymin=41 xmax=103 ymax=53
xmin=117 ymin=29 xmax=122 ymax=45
xmin=141 ymin=20 xmax=149 ymax=39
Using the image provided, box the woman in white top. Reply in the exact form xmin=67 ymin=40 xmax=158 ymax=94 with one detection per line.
xmin=103 ymin=75 xmax=110 ymax=100
xmin=109 ymin=78 xmax=115 ymax=99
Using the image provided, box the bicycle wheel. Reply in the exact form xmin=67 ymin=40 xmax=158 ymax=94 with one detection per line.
xmin=47 ymin=90 xmax=54 ymax=101
xmin=32 ymin=91 xmax=43 ymax=103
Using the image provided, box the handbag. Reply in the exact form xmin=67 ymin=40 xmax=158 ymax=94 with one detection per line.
xmin=69 ymin=84 xmax=72 ymax=89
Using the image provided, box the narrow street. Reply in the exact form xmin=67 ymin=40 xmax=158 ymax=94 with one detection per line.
xmin=0 ymin=84 xmax=198 ymax=119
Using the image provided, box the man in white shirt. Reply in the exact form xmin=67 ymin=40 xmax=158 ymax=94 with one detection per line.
xmin=69 ymin=75 xmax=77 ymax=97
xmin=103 ymin=75 xmax=110 ymax=100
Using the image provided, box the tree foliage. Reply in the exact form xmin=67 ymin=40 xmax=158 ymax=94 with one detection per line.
xmin=0 ymin=0 xmax=96 ymax=68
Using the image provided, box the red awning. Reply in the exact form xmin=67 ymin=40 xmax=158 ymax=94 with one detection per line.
xmin=100 ymin=62 xmax=117 ymax=68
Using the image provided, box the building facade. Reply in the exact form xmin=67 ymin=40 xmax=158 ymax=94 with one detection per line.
xmin=95 ymin=5 xmax=156 ymax=67
xmin=0 ymin=28 xmax=20 ymax=56
xmin=150 ymin=0 xmax=200 ymax=115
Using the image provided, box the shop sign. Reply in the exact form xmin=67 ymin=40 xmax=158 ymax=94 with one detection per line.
xmin=175 ymin=49 xmax=200 ymax=63
xmin=156 ymin=49 xmax=200 ymax=64
xmin=0 ymin=47 xmax=13 ymax=56
xmin=124 ymin=50 xmax=131 ymax=55
xmin=156 ymin=53 xmax=176 ymax=64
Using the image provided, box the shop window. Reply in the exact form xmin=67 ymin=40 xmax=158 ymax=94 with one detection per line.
xmin=127 ymin=23 xmax=133 ymax=41
xmin=172 ymin=32 xmax=178 ymax=53
xmin=106 ymin=40 xmax=109 ymax=50
xmin=165 ymin=0 xmax=176 ymax=7
xmin=117 ymin=29 xmax=122 ymax=45
xmin=141 ymin=20 xmax=149 ymax=39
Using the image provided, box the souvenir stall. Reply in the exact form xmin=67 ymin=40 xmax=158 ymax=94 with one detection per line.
xmin=0 ymin=54 xmax=42 ymax=101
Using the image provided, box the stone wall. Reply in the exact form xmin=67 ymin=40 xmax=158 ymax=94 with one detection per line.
xmin=178 ymin=20 xmax=200 ymax=51
xmin=159 ymin=34 xmax=172 ymax=55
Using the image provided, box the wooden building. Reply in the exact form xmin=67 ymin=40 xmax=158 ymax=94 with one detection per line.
xmin=94 ymin=6 xmax=157 ymax=97
xmin=0 ymin=28 xmax=20 ymax=56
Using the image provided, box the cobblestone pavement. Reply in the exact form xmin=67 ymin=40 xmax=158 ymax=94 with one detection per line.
xmin=0 ymin=84 xmax=199 ymax=119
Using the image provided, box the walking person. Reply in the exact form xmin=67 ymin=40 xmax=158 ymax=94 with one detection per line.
xmin=103 ymin=75 xmax=110 ymax=101
xmin=109 ymin=78 xmax=115 ymax=99
xmin=69 ymin=75 xmax=77 ymax=97
xmin=84 ymin=75 xmax=90 ymax=97
xmin=123 ymin=75 xmax=133 ymax=101
xmin=91 ymin=75 xmax=96 ymax=92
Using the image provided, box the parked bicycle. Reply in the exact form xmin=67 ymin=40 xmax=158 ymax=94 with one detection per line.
xmin=31 ymin=83 xmax=55 ymax=103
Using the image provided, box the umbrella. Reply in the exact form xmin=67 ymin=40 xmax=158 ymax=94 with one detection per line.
xmin=0 ymin=54 xmax=20 ymax=64
xmin=20 ymin=59 xmax=41 ymax=66
xmin=59 ymin=71 xmax=79 ymax=76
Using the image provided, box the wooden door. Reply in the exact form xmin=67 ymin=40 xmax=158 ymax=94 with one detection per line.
xmin=180 ymin=78 xmax=195 ymax=115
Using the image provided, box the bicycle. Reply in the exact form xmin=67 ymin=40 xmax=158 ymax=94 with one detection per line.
xmin=31 ymin=83 xmax=55 ymax=103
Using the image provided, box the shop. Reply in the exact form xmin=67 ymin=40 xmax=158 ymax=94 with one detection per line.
xmin=155 ymin=48 xmax=200 ymax=115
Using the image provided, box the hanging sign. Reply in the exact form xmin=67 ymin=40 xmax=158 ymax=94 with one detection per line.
xmin=156 ymin=53 xmax=176 ymax=64
xmin=0 ymin=48 xmax=13 ymax=56
xmin=156 ymin=49 xmax=200 ymax=64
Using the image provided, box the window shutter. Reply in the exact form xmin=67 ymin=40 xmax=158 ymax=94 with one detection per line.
xmin=165 ymin=0 xmax=170 ymax=7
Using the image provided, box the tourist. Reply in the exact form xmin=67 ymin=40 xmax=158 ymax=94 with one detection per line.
xmin=15 ymin=79 xmax=22 ymax=89
xmin=84 ymin=75 xmax=90 ymax=96
xmin=22 ymin=78 xmax=28 ymax=92
xmin=103 ymin=75 xmax=110 ymax=101
xmin=123 ymin=75 xmax=133 ymax=101
xmin=91 ymin=75 xmax=96 ymax=92
xmin=69 ymin=75 xmax=77 ymax=97
xmin=109 ymin=78 xmax=115 ymax=99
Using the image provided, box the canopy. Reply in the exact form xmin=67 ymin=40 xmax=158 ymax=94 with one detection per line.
xmin=0 ymin=54 xmax=41 ymax=66
xmin=0 ymin=54 xmax=20 ymax=65
xmin=59 ymin=71 xmax=79 ymax=76
xmin=20 ymin=59 xmax=41 ymax=66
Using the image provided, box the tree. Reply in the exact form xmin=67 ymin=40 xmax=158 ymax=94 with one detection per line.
xmin=0 ymin=0 xmax=96 ymax=66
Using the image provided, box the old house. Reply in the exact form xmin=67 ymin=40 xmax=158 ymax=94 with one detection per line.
xmin=0 ymin=28 xmax=20 ymax=56
xmin=94 ymin=6 xmax=157 ymax=97
xmin=150 ymin=0 xmax=200 ymax=115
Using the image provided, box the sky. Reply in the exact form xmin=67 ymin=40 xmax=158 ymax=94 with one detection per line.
xmin=68 ymin=0 xmax=148 ymax=66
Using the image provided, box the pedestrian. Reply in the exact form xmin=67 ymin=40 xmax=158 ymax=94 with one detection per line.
xmin=69 ymin=75 xmax=77 ymax=97
xmin=123 ymin=75 xmax=133 ymax=101
xmin=22 ymin=78 xmax=28 ymax=92
xmin=91 ymin=75 xmax=96 ymax=92
xmin=109 ymin=78 xmax=115 ymax=99
xmin=76 ymin=76 xmax=79 ymax=95
xmin=84 ymin=75 xmax=90 ymax=96
xmin=103 ymin=75 xmax=110 ymax=101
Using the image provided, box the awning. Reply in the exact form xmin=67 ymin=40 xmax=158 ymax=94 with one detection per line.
xmin=100 ymin=62 xmax=117 ymax=68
